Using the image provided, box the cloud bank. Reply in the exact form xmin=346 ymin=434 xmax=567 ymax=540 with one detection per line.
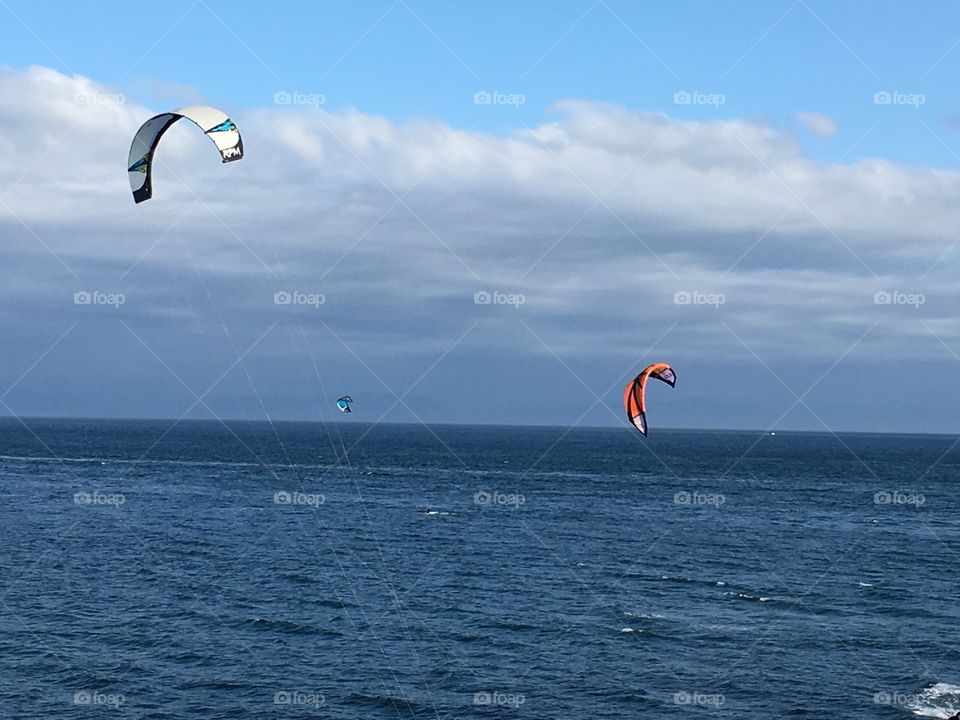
xmin=1 ymin=66 xmax=959 ymax=432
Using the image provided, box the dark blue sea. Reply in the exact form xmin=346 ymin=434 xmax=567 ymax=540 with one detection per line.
xmin=1 ymin=419 xmax=959 ymax=718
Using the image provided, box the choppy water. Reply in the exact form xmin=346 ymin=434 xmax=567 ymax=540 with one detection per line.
xmin=1 ymin=418 xmax=959 ymax=718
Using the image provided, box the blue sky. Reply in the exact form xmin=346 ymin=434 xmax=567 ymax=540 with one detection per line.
xmin=2 ymin=2 xmax=960 ymax=433
xmin=3 ymin=0 xmax=960 ymax=165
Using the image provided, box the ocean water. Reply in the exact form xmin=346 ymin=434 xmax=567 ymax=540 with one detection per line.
xmin=1 ymin=418 xmax=959 ymax=719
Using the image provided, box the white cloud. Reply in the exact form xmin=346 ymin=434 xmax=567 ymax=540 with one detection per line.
xmin=794 ymin=111 xmax=839 ymax=138
xmin=0 ymin=66 xmax=958 ymax=428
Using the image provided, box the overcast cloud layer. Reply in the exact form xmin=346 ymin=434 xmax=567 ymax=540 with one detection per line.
xmin=2 ymin=66 xmax=960 ymax=433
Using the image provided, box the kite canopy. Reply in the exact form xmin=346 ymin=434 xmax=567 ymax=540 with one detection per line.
xmin=336 ymin=396 xmax=353 ymax=413
xmin=624 ymin=363 xmax=676 ymax=436
xmin=127 ymin=105 xmax=243 ymax=203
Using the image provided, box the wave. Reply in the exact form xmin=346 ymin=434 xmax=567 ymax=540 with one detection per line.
xmin=724 ymin=591 xmax=777 ymax=604
xmin=480 ymin=619 xmax=538 ymax=631
xmin=243 ymin=617 xmax=339 ymax=636
xmin=180 ymin=678 xmax=250 ymax=690
xmin=315 ymin=597 xmax=353 ymax=609
xmin=455 ymin=633 xmax=485 ymax=642
xmin=905 ymin=682 xmax=960 ymax=717
xmin=281 ymin=572 xmax=315 ymax=584
xmin=344 ymin=691 xmax=436 ymax=715
xmin=615 ymin=571 xmax=729 ymax=589
xmin=658 ymin=574 xmax=692 ymax=583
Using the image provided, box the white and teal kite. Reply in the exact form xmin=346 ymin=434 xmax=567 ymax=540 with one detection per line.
xmin=127 ymin=105 xmax=243 ymax=203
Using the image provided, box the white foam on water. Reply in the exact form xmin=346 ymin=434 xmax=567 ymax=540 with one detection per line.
xmin=623 ymin=611 xmax=664 ymax=620
xmin=725 ymin=591 xmax=775 ymax=603
xmin=907 ymin=682 xmax=960 ymax=717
